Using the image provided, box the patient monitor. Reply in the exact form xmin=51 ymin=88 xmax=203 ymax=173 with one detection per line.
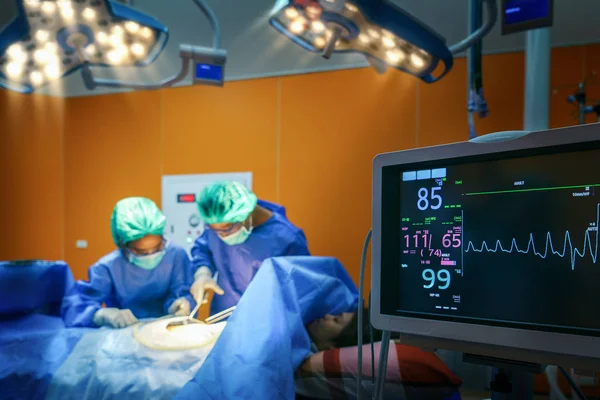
xmin=371 ymin=123 xmax=600 ymax=371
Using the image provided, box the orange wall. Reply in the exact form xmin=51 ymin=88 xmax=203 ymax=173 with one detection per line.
xmin=0 ymin=91 xmax=64 ymax=261
xmin=2 ymin=44 xmax=599 ymax=287
xmin=63 ymin=91 xmax=163 ymax=279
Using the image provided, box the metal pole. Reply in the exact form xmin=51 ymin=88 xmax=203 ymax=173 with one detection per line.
xmin=373 ymin=331 xmax=391 ymax=400
xmin=523 ymin=28 xmax=551 ymax=131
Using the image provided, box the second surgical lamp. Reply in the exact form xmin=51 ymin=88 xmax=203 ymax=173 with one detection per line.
xmin=269 ymin=0 xmax=498 ymax=83
xmin=0 ymin=0 xmax=226 ymax=93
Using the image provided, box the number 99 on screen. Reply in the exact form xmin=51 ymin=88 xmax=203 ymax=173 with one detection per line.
xmin=422 ymin=268 xmax=451 ymax=290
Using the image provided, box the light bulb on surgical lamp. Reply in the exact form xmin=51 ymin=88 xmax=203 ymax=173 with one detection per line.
xmin=35 ymin=30 xmax=50 ymax=43
xmin=96 ymin=31 xmax=108 ymax=45
xmin=381 ymin=35 xmax=395 ymax=49
xmin=314 ymin=36 xmax=326 ymax=48
xmin=85 ymin=44 xmax=96 ymax=56
xmin=7 ymin=44 xmax=24 ymax=59
xmin=345 ymin=3 xmax=357 ymax=12
xmin=45 ymin=42 xmax=58 ymax=53
xmin=410 ymin=52 xmax=425 ymax=68
xmin=45 ymin=63 xmax=61 ymax=80
xmin=6 ymin=62 xmax=23 ymax=79
xmin=34 ymin=48 xmax=51 ymax=64
xmin=311 ymin=21 xmax=326 ymax=33
xmin=0 ymin=0 xmax=228 ymax=93
xmin=367 ymin=28 xmax=380 ymax=39
xmin=60 ymin=6 xmax=75 ymax=20
xmin=285 ymin=7 xmax=300 ymax=19
xmin=139 ymin=27 xmax=153 ymax=40
xmin=125 ymin=21 xmax=141 ymax=34
xmin=111 ymin=25 xmax=125 ymax=37
xmin=305 ymin=4 xmax=322 ymax=19
xmin=386 ymin=49 xmax=404 ymax=64
xmin=25 ymin=0 xmax=39 ymax=9
xmin=130 ymin=42 xmax=146 ymax=58
xmin=269 ymin=0 xmax=498 ymax=83
xmin=30 ymin=70 xmax=43 ymax=86
xmin=290 ymin=18 xmax=307 ymax=34
xmin=41 ymin=2 xmax=56 ymax=15
xmin=82 ymin=8 xmax=96 ymax=21
xmin=109 ymin=33 xmax=124 ymax=47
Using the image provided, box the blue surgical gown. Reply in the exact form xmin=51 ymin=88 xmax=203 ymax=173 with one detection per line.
xmin=191 ymin=199 xmax=310 ymax=314
xmin=61 ymin=244 xmax=194 ymax=327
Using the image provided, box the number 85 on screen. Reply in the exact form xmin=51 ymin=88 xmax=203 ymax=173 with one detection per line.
xmin=417 ymin=187 xmax=442 ymax=211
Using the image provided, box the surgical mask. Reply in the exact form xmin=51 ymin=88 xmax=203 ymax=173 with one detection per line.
xmin=128 ymin=250 xmax=166 ymax=270
xmin=221 ymin=225 xmax=253 ymax=246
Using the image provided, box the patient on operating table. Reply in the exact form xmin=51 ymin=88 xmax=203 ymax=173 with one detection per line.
xmin=307 ymin=307 xmax=401 ymax=351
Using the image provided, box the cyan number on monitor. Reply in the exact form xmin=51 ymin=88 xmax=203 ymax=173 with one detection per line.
xmin=417 ymin=187 xmax=443 ymax=211
xmin=422 ymin=268 xmax=451 ymax=290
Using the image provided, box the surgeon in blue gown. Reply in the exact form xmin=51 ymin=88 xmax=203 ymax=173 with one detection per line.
xmin=190 ymin=181 xmax=310 ymax=314
xmin=61 ymin=197 xmax=195 ymax=328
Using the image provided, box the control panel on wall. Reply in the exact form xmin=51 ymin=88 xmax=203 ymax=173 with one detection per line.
xmin=161 ymin=172 xmax=253 ymax=256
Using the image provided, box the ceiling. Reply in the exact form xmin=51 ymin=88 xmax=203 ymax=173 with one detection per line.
xmin=2 ymin=0 xmax=600 ymax=97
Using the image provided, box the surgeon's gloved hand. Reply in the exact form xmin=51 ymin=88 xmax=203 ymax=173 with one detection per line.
xmin=168 ymin=297 xmax=191 ymax=316
xmin=191 ymin=266 xmax=224 ymax=305
xmin=93 ymin=307 xmax=138 ymax=329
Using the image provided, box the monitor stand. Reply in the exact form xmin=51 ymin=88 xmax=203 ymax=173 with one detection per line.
xmin=372 ymin=334 xmax=545 ymax=400
xmin=463 ymin=353 xmax=545 ymax=400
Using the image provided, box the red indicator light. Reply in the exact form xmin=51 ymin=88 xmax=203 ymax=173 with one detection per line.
xmin=177 ymin=194 xmax=196 ymax=203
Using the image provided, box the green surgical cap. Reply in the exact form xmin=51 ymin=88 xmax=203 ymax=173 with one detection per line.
xmin=110 ymin=197 xmax=166 ymax=246
xmin=197 ymin=181 xmax=258 ymax=225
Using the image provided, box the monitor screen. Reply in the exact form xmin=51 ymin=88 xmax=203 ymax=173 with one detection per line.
xmin=501 ymin=0 xmax=553 ymax=35
xmin=195 ymin=63 xmax=223 ymax=83
xmin=379 ymin=142 xmax=600 ymax=337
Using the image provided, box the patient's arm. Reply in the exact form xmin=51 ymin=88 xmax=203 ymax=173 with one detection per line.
xmin=298 ymin=352 xmax=324 ymax=377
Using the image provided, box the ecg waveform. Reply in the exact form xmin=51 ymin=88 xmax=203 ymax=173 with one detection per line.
xmin=465 ymin=204 xmax=599 ymax=270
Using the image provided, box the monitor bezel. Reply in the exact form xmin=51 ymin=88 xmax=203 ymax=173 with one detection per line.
xmin=501 ymin=0 xmax=554 ymax=35
xmin=371 ymin=124 xmax=600 ymax=370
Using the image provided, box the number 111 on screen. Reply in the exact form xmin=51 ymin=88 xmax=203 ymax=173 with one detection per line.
xmin=403 ymin=233 xmax=461 ymax=249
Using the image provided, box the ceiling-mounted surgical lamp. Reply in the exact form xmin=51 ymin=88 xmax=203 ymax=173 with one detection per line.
xmin=0 ymin=0 xmax=227 ymax=94
xmin=269 ymin=0 xmax=498 ymax=83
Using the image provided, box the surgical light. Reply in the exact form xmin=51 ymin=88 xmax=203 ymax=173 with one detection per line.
xmin=0 ymin=0 xmax=227 ymax=93
xmin=269 ymin=0 xmax=498 ymax=83
xmin=0 ymin=0 xmax=169 ymax=93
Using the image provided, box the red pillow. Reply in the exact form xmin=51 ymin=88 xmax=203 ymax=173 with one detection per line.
xmin=299 ymin=341 xmax=462 ymax=386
